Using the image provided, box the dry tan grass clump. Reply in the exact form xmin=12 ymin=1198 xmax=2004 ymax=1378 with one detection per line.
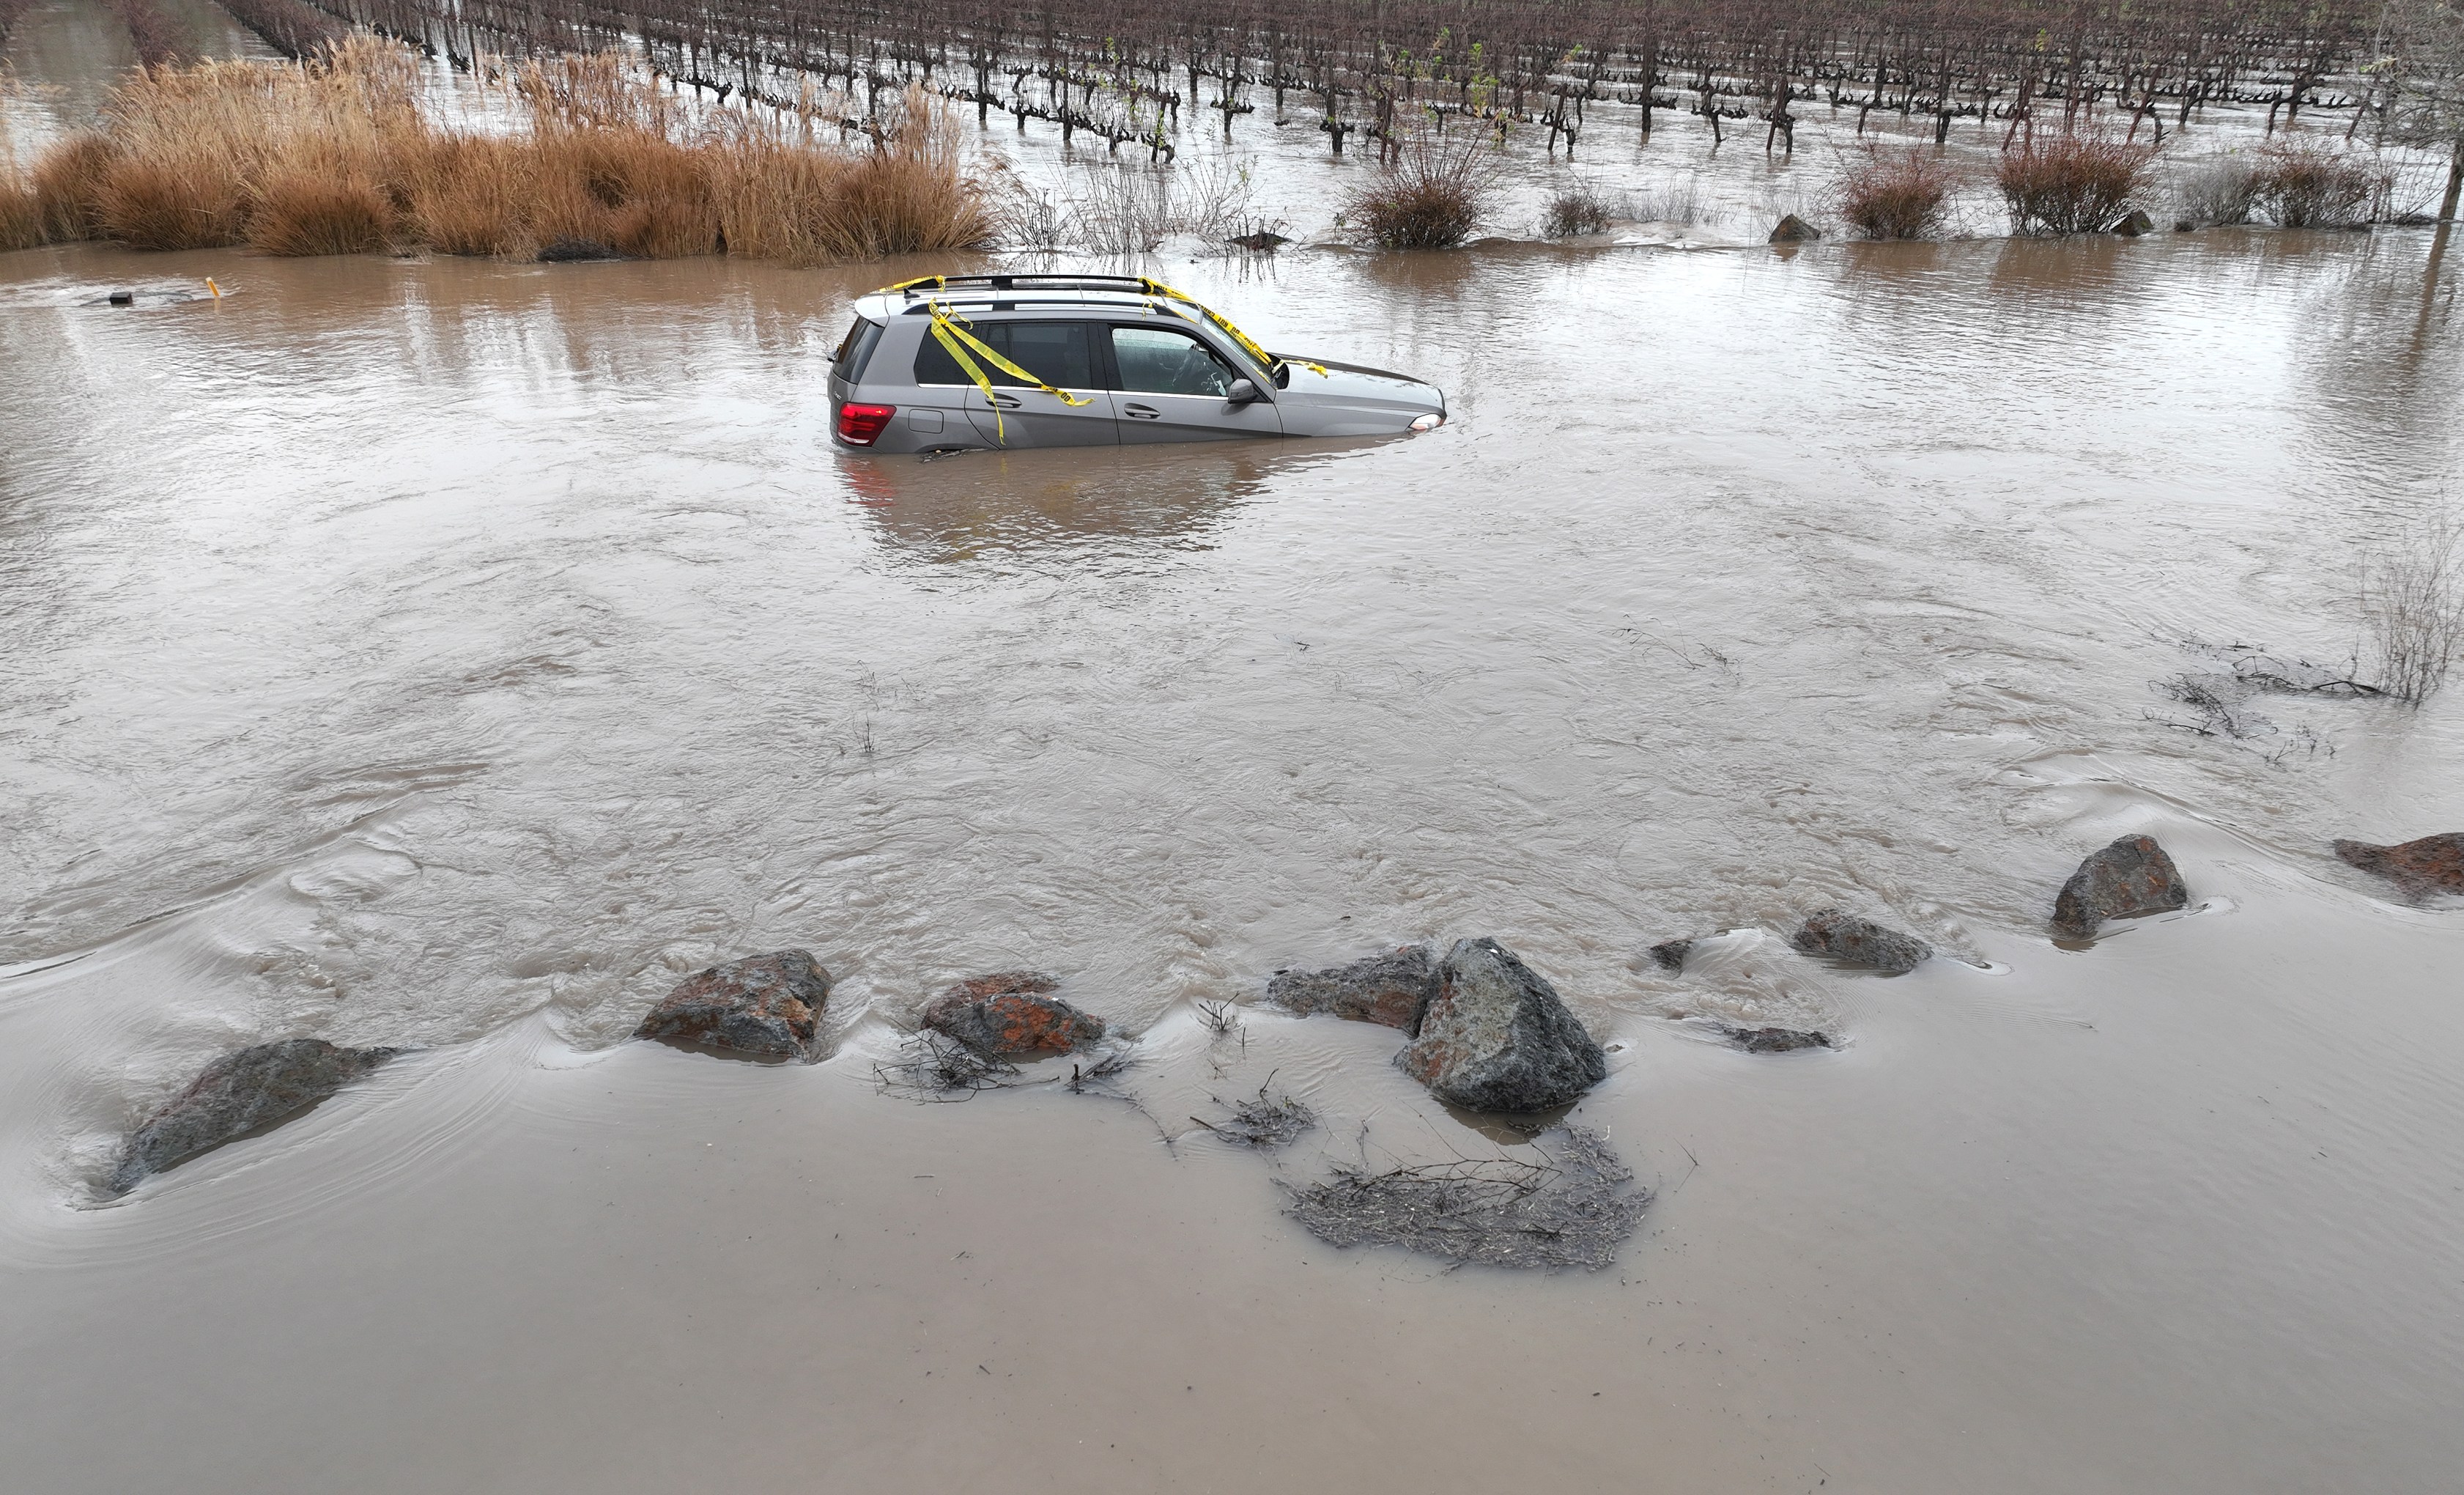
xmin=3 ymin=41 xmax=994 ymax=264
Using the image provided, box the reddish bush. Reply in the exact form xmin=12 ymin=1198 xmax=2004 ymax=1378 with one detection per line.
xmin=1997 ymin=134 xmax=2157 ymax=235
xmin=1837 ymin=147 xmax=1956 ymax=239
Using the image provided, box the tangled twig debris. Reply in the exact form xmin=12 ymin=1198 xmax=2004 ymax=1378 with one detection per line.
xmin=1281 ymin=1125 xmax=1651 ymax=1271
xmin=1191 ymin=1080 xmax=1314 ymax=1148
xmin=873 ymin=1030 xmax=1023 ymax=1101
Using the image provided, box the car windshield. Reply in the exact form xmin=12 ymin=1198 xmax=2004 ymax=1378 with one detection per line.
xmin=1111 ymin=325 xmax=1236 ymax=398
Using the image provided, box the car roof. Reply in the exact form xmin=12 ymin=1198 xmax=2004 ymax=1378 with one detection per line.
xmin=853 ymin=275 xmax=1229 ymax=322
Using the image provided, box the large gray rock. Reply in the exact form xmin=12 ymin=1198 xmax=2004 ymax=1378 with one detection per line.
xmin=635 ymin=949 xmax=832 ymax=1059
xmin=1790 ymin=909 xmax=1931 ymax=973
xmin=1398 ymin=939 xmax=1607 ymax=1112
xmin=2051 ymin=835 xmax=2189 ymax=939
xmin=1266 ymin=945 xmax=1438 ymax=1031
xmin=107 ymin=1039 xmax=399 ymax=1195
xmin=1769 ymin=213 xmax=1821 ymax=243
xmin=923 ymin=972 xmax=1105 ymax=1059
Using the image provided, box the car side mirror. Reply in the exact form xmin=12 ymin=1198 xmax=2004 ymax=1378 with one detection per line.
xmin=1225 ymin=378 xmax=1261 ymax=405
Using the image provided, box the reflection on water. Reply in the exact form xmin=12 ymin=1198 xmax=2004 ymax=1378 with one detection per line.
xmin=843 ymin=440 xmax=1360 ymax=563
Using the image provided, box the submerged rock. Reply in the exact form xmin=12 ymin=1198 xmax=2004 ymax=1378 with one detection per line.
xmin=1790 ymin=909 xmax=1931 ymax=973
xmin=1723 ymin=1025 xmax=1832 ymax=1054
xmin=2334 ymin=833 xmax=2464 ymax=897
xmin=1769 ymin=213 xmax=1821 ymax=243
xmin=635 ymin=949 xmax=832 ymax=1060
xmin=1398 ymin=938 xmax=1607 ymax=1113
xmin=2051 ymin=835 xmax=2189 ymax=939
xmin=1265 ymin=945 xmax=1438 ymax=1031
xmin=923 ymin=972 xmax=1105 ymax=1059
xmin=1647 ymin=938 xmax=1695 ymax=972
xmin=2114 ymin=209 xmax=2156 ymax=235
xmin=107 ymin=1039 xmax=399 ymax=1196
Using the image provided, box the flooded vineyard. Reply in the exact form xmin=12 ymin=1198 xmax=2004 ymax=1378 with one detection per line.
xmin=5 ymin=1 xmax=2464 ymax=1491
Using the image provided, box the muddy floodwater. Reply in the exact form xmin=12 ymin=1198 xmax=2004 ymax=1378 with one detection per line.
xmin=4 ymin=230 xmax=2463 ymax=1493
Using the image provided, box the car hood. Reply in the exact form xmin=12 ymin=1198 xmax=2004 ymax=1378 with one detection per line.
xmin=1275 ymin=356 xmax=1444 ymax=414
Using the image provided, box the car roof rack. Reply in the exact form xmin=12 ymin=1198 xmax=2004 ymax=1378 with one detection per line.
xmin=886 ymin=274 xmax=1157 ymax=299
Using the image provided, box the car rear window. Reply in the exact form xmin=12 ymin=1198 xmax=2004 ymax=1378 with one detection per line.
xmin=914 ymin=320 xmax=1097 ymax=390
xmin=832 ymin=317 xmax=884 ymax=381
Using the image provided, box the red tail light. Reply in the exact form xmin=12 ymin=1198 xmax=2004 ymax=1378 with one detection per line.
xmin=837 ymin=402 xmax=897 ymax=445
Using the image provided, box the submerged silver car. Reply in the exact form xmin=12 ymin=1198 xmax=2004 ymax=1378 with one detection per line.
xmin=827 ymin=274 xmax=1446 ymax=453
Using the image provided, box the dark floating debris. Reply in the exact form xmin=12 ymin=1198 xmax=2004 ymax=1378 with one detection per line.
xmin=2334 ymin=832 xmax=2464 ymax=898
xmin=1266 ymin=944 xmax=1436 ymax=1031
xmin=635 ymin=949 xmax=832 ymax=1060
xmin=1723 ymin=1025 xmax=1832 ymax=1054
xmin=923 ymin=972 xmax=1106 ymax=1059
xmin=2051 ymin=835 xmax=2189 ymax=940
xmin=1646 ymin=937 xmax=1695 ymax=972
xmin=1768 ymin=213 xmax=1821 ymax=243
xmin=1282 ymin=1125 xmax=1651 ymax=1271
xmin=108 ymin=289 xmax=134 ymax=306
xmin=1399 ymin=938 xmax=1606 ymax=1113
xmin=1790 ymin=909 xmax=1931 ymax=973
xmin=108 ymin=1038 xmax=399 ymax=1196
xmin=1192 ymin=1083 xmax=1314 ymax=1148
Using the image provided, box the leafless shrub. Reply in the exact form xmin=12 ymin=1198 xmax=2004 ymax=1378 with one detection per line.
xmin=2174 ymin=155 xmax=2263 ymax=226
xmin=1543 ymin=181 xmax=1618 ymax=236
xmin=1068 ymin=160 xmax=1175 ymax=252
xmin=997 ymin=175 xmax=1068 ymax=249
xmin=1194 ymin=1000 xmax=1241 ymax=1036
xmin=2252 ymin=143 xmax=2389 ymax=229
xmin=1342 ymin=115 xmax=1501 ymax=250
xmin=1170 ymin=152 xmax=1256 ymax=241
xmin=2359 ymin=512 xmax=2464 ymax=706
xmin=1997 ymin=133 xmax=2157 ymax=235
xmin=1281 ymin=1125 xmax=1651 ymax=1271
xmin=1836 ymin=145 xmax=1956 ymax=239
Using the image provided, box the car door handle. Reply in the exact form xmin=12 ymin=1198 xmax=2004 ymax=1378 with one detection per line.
xmin=1122 ymin=403 xmax=1161 ymax=419
xmin=985 ymin=393 xmax=1022 ymax=408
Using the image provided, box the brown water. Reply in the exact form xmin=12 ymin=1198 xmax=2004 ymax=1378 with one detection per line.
xmin=4 ymin=229 xmax=2463 ymax=1492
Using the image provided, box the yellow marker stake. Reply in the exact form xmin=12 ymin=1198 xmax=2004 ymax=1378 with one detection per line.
xmin=204 ymin=278 xmax=222 ymax=300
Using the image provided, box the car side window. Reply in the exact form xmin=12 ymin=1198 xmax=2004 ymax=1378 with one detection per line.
xmin=913 ymin=320 xmax=1096 ymax=390
xmin=1110 ymin=325 xmax=1236 ymax=398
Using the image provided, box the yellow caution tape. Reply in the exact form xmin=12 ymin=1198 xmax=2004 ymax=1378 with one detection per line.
xmin=922 ymin=300 xmax=1089 ymax=445
xmin=876 ymin=276 xmax=1327 ymax=409
xmin=1133 ymin=279 xmax=1328 ymax=379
